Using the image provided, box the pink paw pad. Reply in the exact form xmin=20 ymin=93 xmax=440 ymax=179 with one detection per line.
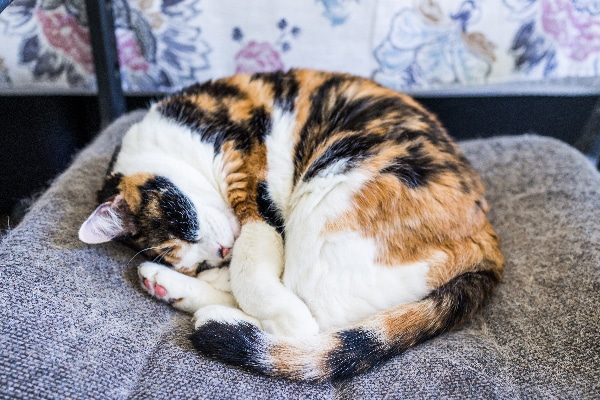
xmin=143 ymin=278 xmax=153 ymax=292
xmin=143 ymin=278 xmax=168 ymax=298
xmin=155 ymin=284 xmax=167 ymax=298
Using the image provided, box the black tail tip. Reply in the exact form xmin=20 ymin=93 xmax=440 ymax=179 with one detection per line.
xmin=328 ymin=328 xmax=389 ymax=381
xmin=190 ymin=320 xmax=271 ymax=375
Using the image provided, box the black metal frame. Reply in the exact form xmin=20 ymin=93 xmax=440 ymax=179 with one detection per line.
xmin=574 ymin=99 xmax=600 ymax=167
xmin=84 ymin=0 xmax=126 ymax=128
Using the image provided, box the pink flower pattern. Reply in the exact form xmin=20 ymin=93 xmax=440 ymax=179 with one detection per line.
xmin=541 ymin=0 xmax=600 ymax=61
xmin=231 ymin=19 xmax=300 ymax=75
xmin=0 ymin=0 xmax=598 ymax=92
xmin=116 ymin=30 xmax=150 ymax=73
xmin=234 ymin=41 xmax=284 ymax=74
xmin=0 ymin=0 xmax=209 ymax=91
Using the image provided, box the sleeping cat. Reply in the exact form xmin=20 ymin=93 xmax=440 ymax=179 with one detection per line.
xmin=79 ymin=69 xmax=503 ymax=382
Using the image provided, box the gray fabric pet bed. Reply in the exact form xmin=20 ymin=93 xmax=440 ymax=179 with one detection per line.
xmin=1 ymin=111 xmax=599 ymax=399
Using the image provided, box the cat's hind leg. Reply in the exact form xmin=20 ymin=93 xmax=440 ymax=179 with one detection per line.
xmin=138 ymin=262 xmax=236 ymax=314
xmin=193 ymin=304 xmax=262 ymax=330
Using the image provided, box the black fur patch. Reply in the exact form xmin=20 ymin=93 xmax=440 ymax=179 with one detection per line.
xmin=97 ymin=172 xmax=123 ymax=203
xmin=304 ymin=133 xmax=383 ymax=181
xmin=252 ymin=71 xmax=299 ymax=113
xmin=96 ymin=142 xmax=125 ymax=204
xmin=158 ymin=98 xmax=207 ymax=132
xmin=247 ymin=106 xmax=272 ymax=145
xmin=302 ymin=76 xmax=347 ymax=135
xmin=256 ymin=181 xmax=285 ymax=236
xmin=459 ymin=179 xmax=471 ymax=194
xmin=387 ymin=116 xmax=458 ymax=158
xmin=179 ymin=80 xmax=246 ymax=100
xmin=190 ymin=321 xmax=271 ymax=375
xmin=380 ymin=142 xmax=442 ymax=188
xmin=106 ymin=144 xmax=121 ymax=174
xmin=328 ymin=96 xmax=403 ymax=134
xmin=140 ymin=176 xmax=199 ymax=242
xmin=328 ymin=269 xmax=500 ymax=381
xmin=157 ymin=99 xmax=232 ymax=153
xmin=426 ymin=269 xmax=500 ymax=334
xmin=294 ymin=77 xmax=411 ymax=183
xmin=328 ymin=329 xmax=387 ymax=381
xmin=293 ymin=77 xmax=346 ymax=182
xmin=158 ymin=91 xmax=271 ymax=154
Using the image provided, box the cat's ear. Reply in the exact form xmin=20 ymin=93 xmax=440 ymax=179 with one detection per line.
xmin=78 ymin=195 xmax=134 ymax=244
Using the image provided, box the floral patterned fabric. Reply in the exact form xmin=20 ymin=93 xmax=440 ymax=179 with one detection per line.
xmin=1 ymin=0 xmax=599 ymax=94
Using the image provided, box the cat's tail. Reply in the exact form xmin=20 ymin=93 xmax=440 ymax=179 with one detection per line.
xmin=190 ymin=269 xmax=500 ymax=382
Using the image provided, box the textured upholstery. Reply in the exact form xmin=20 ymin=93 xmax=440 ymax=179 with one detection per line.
xmin=1 ymin=111 xmax=599 ymax=399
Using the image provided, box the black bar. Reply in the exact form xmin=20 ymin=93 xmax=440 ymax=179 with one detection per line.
xmin=85 ymin=0 xmax=126 ymax=128
xmin=574 ymin=98 xmax=600 ymax=168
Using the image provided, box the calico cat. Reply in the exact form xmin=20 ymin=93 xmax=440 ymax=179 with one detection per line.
xmin=79 ymin=69 xmax=503 ymax=382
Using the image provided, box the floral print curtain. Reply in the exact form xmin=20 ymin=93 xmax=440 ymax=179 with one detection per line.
xmin=0 ymin=0 xmax=599 ymax=94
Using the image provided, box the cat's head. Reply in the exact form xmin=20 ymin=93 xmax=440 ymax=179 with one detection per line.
xmin=79 ymin=105 xmax=240 ymax=275
xmin=79 ymin=109 xmax=240 ymax=274
xmin=78 ymin=171 xmax=240 ymax=275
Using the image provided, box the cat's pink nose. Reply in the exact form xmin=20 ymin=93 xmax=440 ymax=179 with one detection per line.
xmin=219 ymin=245 xmax=231 ymax=259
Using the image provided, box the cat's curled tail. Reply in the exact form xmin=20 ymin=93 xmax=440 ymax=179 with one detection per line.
xmin=190 ymin=266 xmax=501 ymax=382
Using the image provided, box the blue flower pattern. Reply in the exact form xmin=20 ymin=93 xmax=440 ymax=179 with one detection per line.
xmin=318 ymin=0 xmax=359 ymax=25
xmin=572 ymin=0 xmax=600 ymax=14
xmin=112 ymin=0 xmax=211 ymax=92
xmin=372 ymin=1 xmax=495 ymax=90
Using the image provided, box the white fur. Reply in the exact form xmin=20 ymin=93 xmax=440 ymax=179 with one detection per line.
xmin=109 ymin=108 xmax=319 ymax=337
xmin=193 ymin=305 xmax=261 ymax=330
xmin=113 ymin=107 xmax=240 ymax=271
xmin=280 ymin=165 xmax=431 ymax=330
xmin=265 ymin=108 xmax=297 ymax=218
xmin=115 ymin=107 xmax=221 ymax=194
xmin=286 ymin=231 xmax=430 ymax=330
xmin=262 ymin=107 xmax=431 ymax=332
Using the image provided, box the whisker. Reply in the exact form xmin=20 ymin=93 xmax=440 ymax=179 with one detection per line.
xmin=153 ymin=247 xmax=173 ymax=264
xmin=127 ymin=246 xmax=169 ymax=267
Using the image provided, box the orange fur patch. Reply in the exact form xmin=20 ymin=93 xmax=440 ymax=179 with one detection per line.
xmin=117 ymin=173 xmax=153 ymax=212
xmin=220 ymin=140 xmax=268 ymax=224
xmin=373 ymin=300 xmax=438 ymax=343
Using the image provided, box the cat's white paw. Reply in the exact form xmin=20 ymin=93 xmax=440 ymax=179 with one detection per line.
xmin=193 ymin=304 xmax=261 ymax=330
xmin=138 ymin=262 xmax=237 ymax=314
xmin=138 ymin=262 xmax=183 ymax=302
xmin=138 ymin=262 xmax=200 ymax=313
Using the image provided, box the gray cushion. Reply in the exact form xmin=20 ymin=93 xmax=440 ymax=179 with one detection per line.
xmin=1 ymin=111 xmax=599 ymax=399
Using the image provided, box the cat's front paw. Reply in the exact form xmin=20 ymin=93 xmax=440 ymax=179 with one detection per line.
xmin=138 ymin=262 xmax=182 ymax=305
xmin=138 ymin=262 xmax=237 ymax=314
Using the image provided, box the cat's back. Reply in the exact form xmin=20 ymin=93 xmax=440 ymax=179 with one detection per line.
xmin=150 ymin=69 xmax=488 ymax=236
xmin=158 ymin=68 xmax=477 ymax=184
